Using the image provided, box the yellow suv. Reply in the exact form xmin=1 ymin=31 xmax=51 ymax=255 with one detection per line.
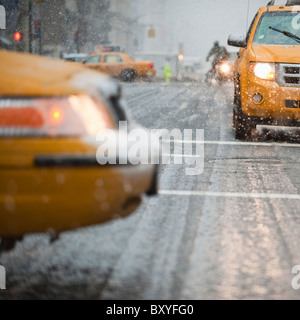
xmin=228 ymin=0 xmax=300 ymax=139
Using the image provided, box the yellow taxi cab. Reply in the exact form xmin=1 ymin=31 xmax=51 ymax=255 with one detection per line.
xmin=0 ymin=50 xmax=158 ymax=250
xmin=228 ymin=0 xmax=300 ymax=139
xmin=82 ymin=50 xmax=156 ymax=82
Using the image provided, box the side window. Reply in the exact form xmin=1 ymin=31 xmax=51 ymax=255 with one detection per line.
xmin=83 ymin=55 xmax=101 ymax=64
xmin=246 ymin=13 xmax=259 ymax=44
xmin=104 ymin=55 xmax=124 ymax=63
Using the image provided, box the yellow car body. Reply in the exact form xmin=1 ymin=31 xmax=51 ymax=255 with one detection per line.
xmin=0 ymin=50 xmax=158 ymax=239
xmin=82 ymin=52 xmax=156 ymax=82
xmin=228 ymin=3 xmax=300 ymax=138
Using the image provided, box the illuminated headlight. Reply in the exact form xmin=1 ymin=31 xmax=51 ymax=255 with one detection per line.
xmin=250 ymin=62 xmax=276 ymax=80
xmin=220 ymin=63 xmax=231 ymax=74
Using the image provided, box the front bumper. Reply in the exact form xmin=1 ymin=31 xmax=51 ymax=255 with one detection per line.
xmin=242 ymin=74 xmax=300 ymax=121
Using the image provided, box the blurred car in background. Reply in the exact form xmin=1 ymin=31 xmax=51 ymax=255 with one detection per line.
xmin=82 ymin=51 xmax=156 ymax=82
xmin=0 ymin=50 xmax=158 ymax=251
xmin=180 ymin=60 xmax=202 ymax=82
xmin=62 ymin=53 xmax=88 ymax=62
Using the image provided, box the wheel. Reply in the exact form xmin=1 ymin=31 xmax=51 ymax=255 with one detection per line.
xmin=121 ymin=69 xmax=136 ymax=82
xmin=233 ymin=108 xmax=257 ymax=140
xmin=232 ymin=76 xmax=256 ymax=140
xmin=0 ymin=238 xmax=17 ymax=252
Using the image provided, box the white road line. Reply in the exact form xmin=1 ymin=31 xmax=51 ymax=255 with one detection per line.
xmin=163 ymin=140 xmax=300 ymax=148
xmin=162 ymin=153 xmax=202 ymax=158
xmin=159 ymin=190 xmax=300 ymax=200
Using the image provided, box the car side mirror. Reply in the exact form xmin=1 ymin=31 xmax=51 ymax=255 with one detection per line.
xmin=227 ymin=34 xmax=247 ymax=48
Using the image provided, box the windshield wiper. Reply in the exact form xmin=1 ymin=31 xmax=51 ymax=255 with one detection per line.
xmin=269 ymin=26 xmax=300 ymax=44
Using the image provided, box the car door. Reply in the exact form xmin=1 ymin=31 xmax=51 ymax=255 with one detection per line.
xmin=102 ymin=54 xmax=125 ymax=77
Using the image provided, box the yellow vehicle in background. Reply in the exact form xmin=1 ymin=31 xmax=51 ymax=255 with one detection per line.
xmin=228 ymin=0 xmax=300 ymax=139
xmin=0 ymin=50 xmax=158 ymax=251
xmin=82 ymin=50 xmax=156 ymax=82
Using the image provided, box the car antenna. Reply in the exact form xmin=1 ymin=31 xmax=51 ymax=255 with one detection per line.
xmin=267 ymin=0 xmax=275 ymax=6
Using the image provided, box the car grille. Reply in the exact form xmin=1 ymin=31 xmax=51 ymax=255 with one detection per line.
xmin=277 ymin=64 xmax=300 ymax=87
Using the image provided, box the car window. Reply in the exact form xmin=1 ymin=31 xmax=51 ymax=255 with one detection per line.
xmin=104 ymin=55 xmax=124 ymax=63
xmin=83 ymin=55 xmax=101 ymax=64
xmin=253 ymin=11 xmax=300 ymax=45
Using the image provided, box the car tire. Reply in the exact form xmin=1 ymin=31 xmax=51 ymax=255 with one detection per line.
xmin=0 ymin=237 xmax=18 ymax=252
xmin=233 ymin=77 xmax=256 ymax=140
xmin=121 ymin=69 xmax=136 ymax=82
xmin=233 ymin=108 xmax=257 ymax=140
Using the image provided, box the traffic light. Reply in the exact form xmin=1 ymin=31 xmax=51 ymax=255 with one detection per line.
xmin=14 ymin=32 xmax=22 ymax=42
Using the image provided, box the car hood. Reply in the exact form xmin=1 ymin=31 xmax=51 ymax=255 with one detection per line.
xmin=251 ymin=45 xmax=300 ymax=64
xmin=0 ymin=50 xmax=114 ymax=97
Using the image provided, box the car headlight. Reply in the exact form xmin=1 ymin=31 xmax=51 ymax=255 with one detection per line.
xmin=249 ymin=62 xmax=276 ymax=80
xmin=220 ymin=63 xmax=231 ymax=74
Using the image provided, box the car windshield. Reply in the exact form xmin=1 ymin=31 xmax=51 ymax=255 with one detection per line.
xmin=253 ymin=11 xmax=300 ymax=45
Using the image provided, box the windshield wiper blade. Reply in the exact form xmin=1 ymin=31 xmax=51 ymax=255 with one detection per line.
xmin=269 ymin=26 xmax=300 ymax=44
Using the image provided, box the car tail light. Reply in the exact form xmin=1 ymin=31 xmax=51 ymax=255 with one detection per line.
xmin=0 ymin=95 xmax=115 ymax=137
xmin=149 ymin=63 xmax=154 ymax=68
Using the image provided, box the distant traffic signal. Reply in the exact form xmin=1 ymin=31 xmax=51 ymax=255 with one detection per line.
xmin=14 ymin=32 xmax=22 ymax=42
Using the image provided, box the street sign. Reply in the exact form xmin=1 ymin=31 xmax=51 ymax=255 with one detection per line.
xmin=0 ymin=5 xmax=6 ymax=30
xmin=0 ymin=265 xmax=5 ymax=290
xmin=148 ymin=28 xmax=156 ymax=38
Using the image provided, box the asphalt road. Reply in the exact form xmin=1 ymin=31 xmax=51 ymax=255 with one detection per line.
xmin=1 ymin=80 xmax=300 ymax=300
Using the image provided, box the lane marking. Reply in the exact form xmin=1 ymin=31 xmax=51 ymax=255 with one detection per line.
xmin=159 ymin=190 xmax=300 ymax=200
xmin=163 ymin=140 xmax=300 ymax=148
xmin=162 ymin=153 xmax=202 ymax=158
